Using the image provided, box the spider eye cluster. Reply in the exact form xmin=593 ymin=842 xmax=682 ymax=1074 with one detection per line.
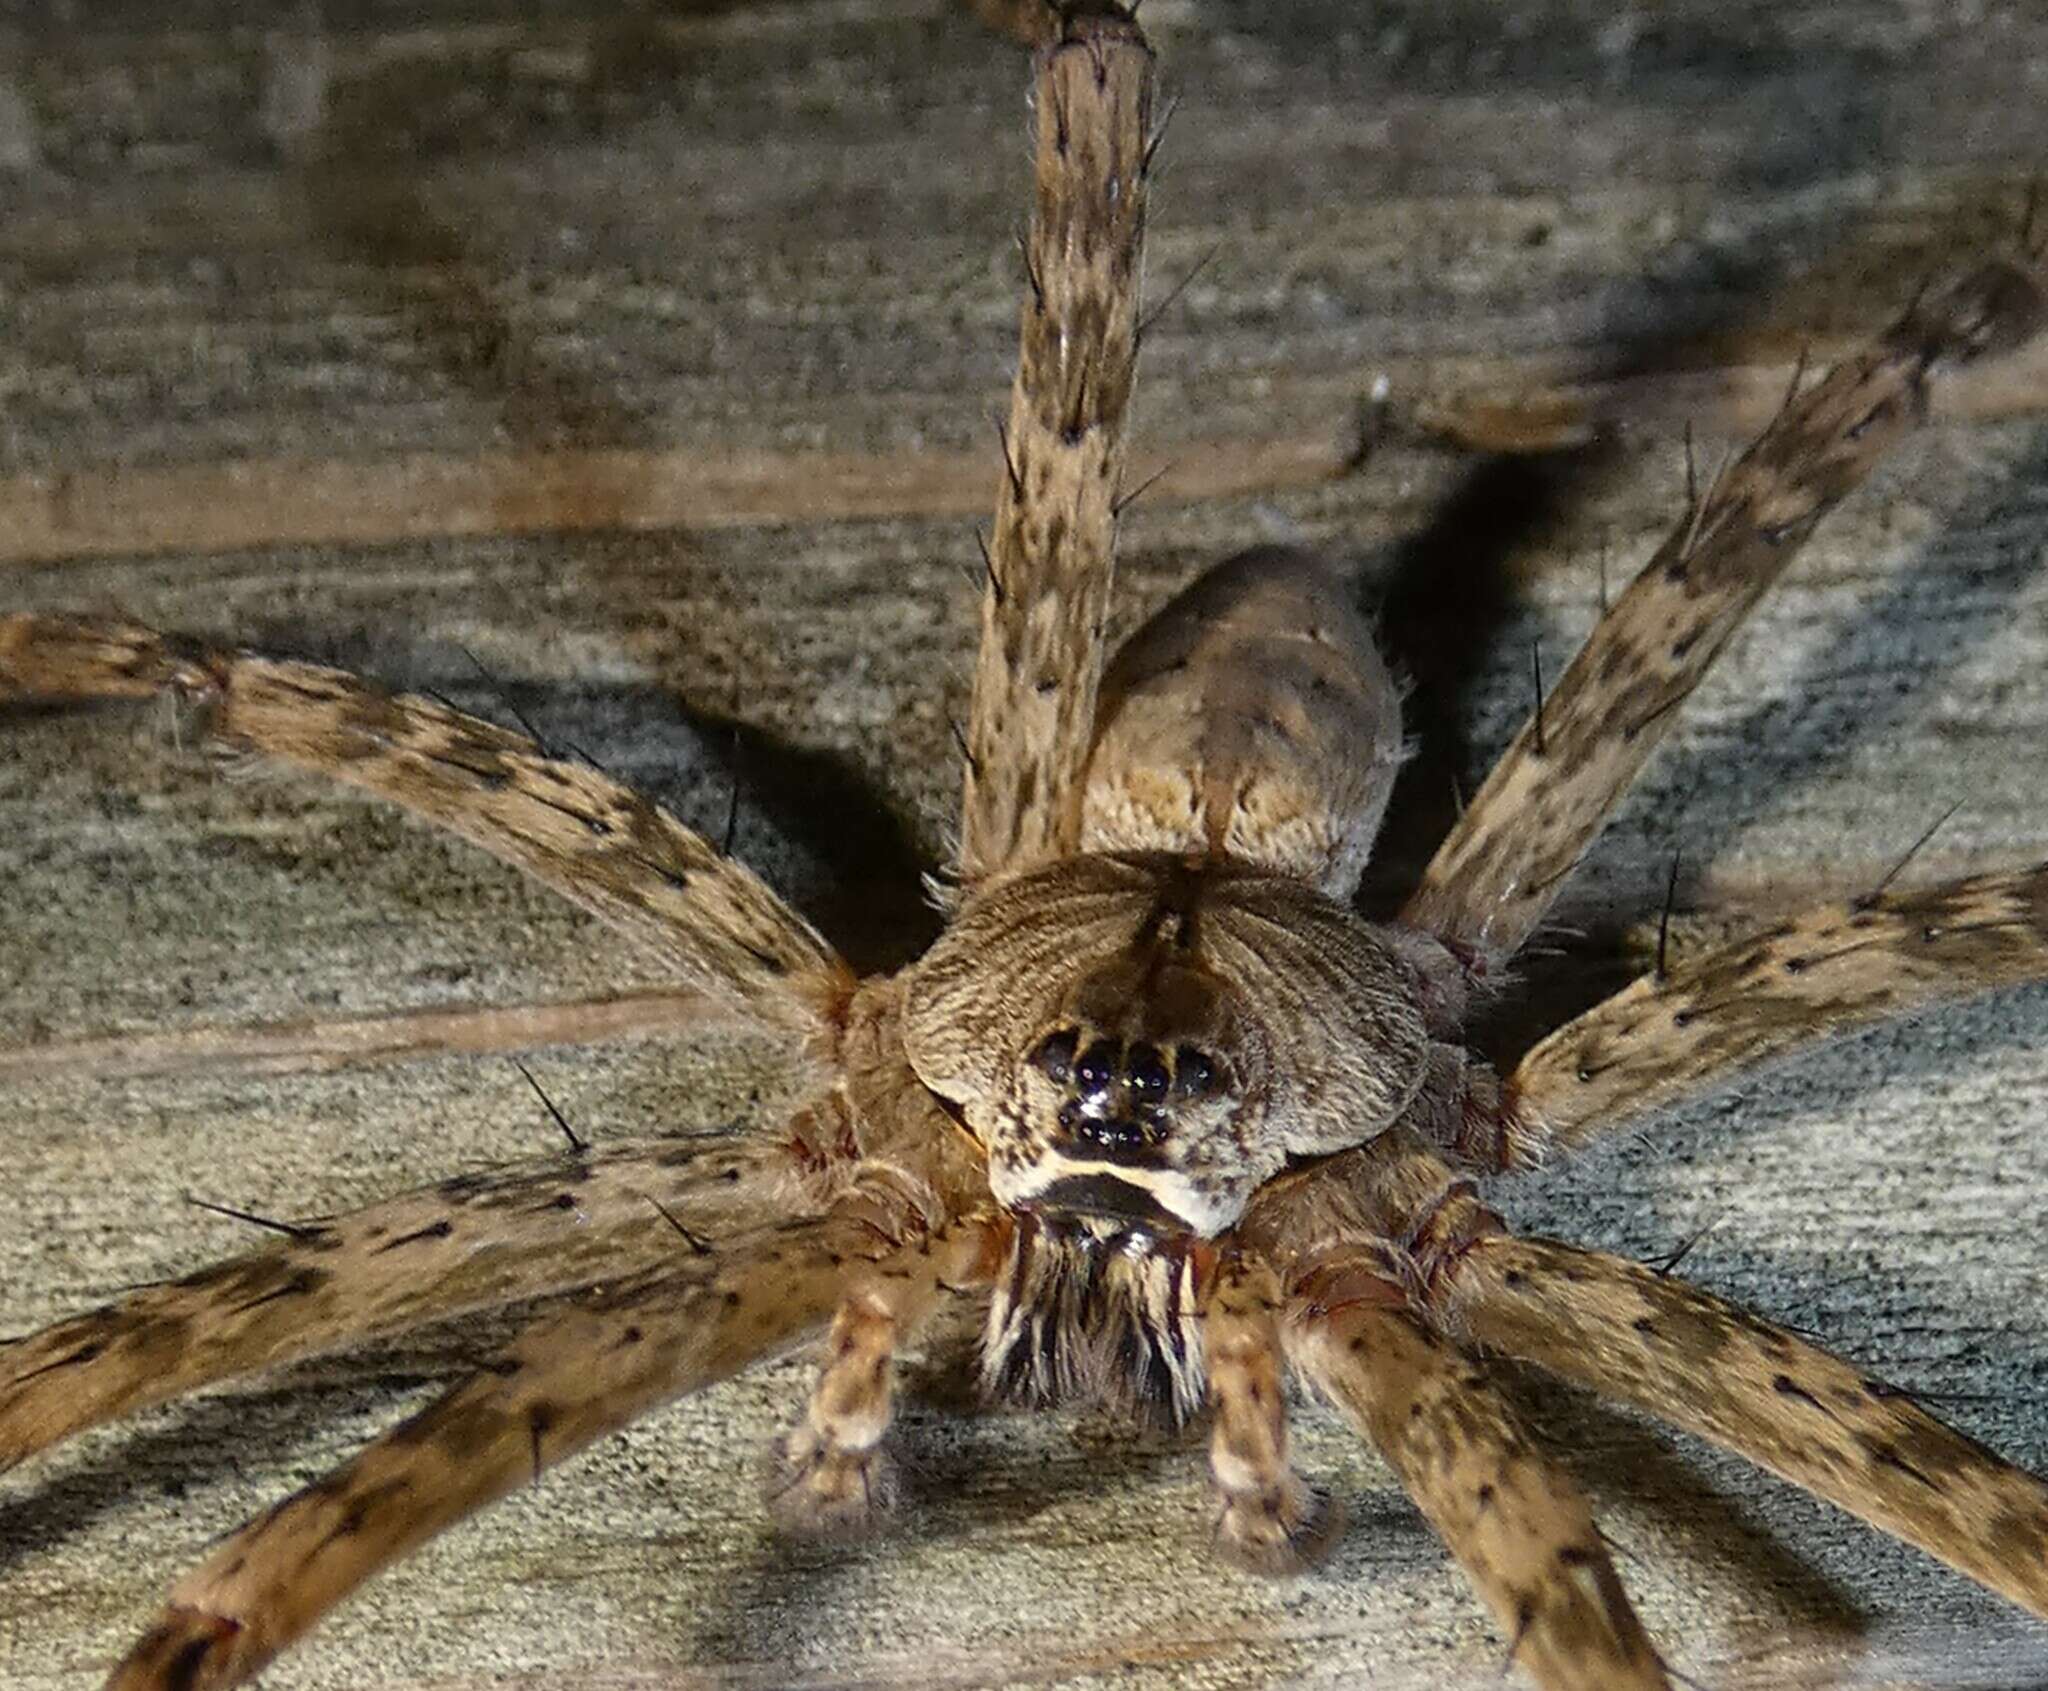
xmin=1029 ymin=1027 xmax=1228 ymax=1161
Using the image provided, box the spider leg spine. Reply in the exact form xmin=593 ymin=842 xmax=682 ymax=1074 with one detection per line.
xmin=1285 ymin=1246 xmax=1672 ymax=1691
xmin=101 ymin=1190 xmax=998 ymax=1691
xmin=0 ymin=611 xmax=850 ymax=1036
xmin=1441 ymin=1234 xmax=2048 ymax=1621
xmin=1400 ymin=254 xmax=2048 ymax=965
xmin=0 ymin=1136 xmax=777 ymax=1475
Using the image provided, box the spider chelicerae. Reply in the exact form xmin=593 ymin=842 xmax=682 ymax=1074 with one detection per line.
xmin=6 ymin=6 xmax=2048 ymax=1689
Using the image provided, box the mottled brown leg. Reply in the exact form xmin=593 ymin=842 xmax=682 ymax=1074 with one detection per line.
xmin=1290 ymin=1131 xmax=2048 ymax=1625
xmin=1 ymin=1136 xmax=774 ymax=1474
xmin=0 ymin=613 xmax=848 ymax=1034
xmin=1204 ymin=1260 xmax=1341 ymax=1573
xmin=1442 ymin=1234 xmax=2048 ymax=1621
xmin=1286 ymin=1248 xmax=1670 ymax=1691
xmin=102 ymin=1189 xmax=995 ymax=1691
xmin=1400 ymin=256 xmax=2048 ymax=966
xmin=1505 ymin=864 xmax=2048 ymax=1159
xmin=957 ymin=7 xmax=1152 ymax=884
xmin=769 ymin=1280 xmax=938 ymax=1538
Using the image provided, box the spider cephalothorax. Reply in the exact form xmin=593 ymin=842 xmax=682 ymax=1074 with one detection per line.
xmin=902 ymin=852 xmax=1438 ymax=1240
xmin=7 ymin=8 xmax=2048 ymax=1690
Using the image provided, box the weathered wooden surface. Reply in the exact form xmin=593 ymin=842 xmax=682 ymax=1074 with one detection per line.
xmin=4 ymin=2 xmax=2048 ymax=1687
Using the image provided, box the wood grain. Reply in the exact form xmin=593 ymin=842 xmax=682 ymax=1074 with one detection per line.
xmin=5 ymin=3 xmax=2048 ymax=1689
xmin=1446 ymin=1235 xmax=2048 ymax=1625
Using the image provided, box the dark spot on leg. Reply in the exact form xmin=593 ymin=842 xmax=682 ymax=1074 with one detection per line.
xmin=1772 ymin=1372 xmax=1833 ymax=1416
xmin=163 ymin=1626 xmax=224 ymax=1691
xmin=230 ymin=1267 xmax=328 ymax=1315
xmin=373 ymin=1219 xmax=455 ymax=1253
xmin=529 ymin=1405 xmax=555 ymax=1484
xmin=1872 ymin=1442 xmax=1941 ymax=1490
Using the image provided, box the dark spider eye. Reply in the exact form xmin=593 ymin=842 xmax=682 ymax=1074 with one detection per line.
xmin=1032 ymin=1028 xmax=1079 ymax=1085
xmin=1172 ymin=1044 xmax=1220 ymax=1101
xmin=1075 ymin=1115 xmax=1147 ymax=1153
xmin=1126 ymin=1042 xmax=1169 ymax=1106
xmin=1075 ymin=1040 xmax=1117 ymax=1097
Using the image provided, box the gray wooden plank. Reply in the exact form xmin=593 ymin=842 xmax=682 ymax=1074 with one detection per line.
xmin=3 ymin=3 xmax=2048 ymax=1688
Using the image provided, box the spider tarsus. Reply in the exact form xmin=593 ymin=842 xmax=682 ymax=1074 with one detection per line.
xmin=1212 ymin=1478 xmax=1345 ymax=1577
xmin=764 ymin=1428 xmax=902 ymax=1541
xmin=768 ymin=1288 xmax=910 ymax=1540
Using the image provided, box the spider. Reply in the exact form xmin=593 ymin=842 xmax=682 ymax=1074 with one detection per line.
xmin=6 ymin=5 xmax=2048 ymax=1688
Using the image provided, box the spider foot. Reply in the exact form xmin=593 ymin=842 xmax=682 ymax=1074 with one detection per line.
xmin=767 ymin=1286 xmax=908 ymax=1539
xmin=105 ymin=1605 xmax=252 ymax=1691
xmin=765 ymin=1423 xmax=901 ymax=1539
xmin=1212 ymin=1474 xmax=1345 ymax=1576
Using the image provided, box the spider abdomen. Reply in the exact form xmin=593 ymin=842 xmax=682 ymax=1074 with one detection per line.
xmin=1081 ymin=547 xmax=1405 ymax=901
